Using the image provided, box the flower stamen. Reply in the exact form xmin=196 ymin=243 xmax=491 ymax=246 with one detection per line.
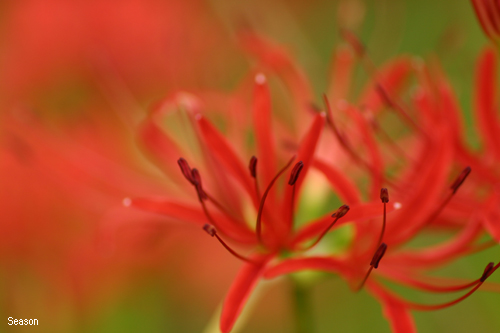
xmin=377 ymin=188 xmax=389 ymax=248
xmin=423 ymin=166 xmax=472 ymax=227
xmin=249 ymin=156 xmax=261 ymax=200
xmin=203 ymin=224 xmax=257 ymax=264
xmin=356 ymin=243 xmax=388 ymax=291
xmin=322 ymin=95 xmax=398 ymax=189
xmin=303 ymin=204 xmax=350 ymax=250
xmin=403 ymin=262 xmax=499 ymax=311
xmin=256 ymin=156 xmax=296 ymax=244
xmin=288 ymin=161 xmax=304 ymax=228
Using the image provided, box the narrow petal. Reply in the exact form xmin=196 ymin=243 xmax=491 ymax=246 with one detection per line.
xmin=475 ymin=47 xmax=500 ymax=160
xmin=384 ymin=217 xmax=482 ymax=268
xmin=137 ymin=118 xmax=184 ymax=183
xmin=281 ymin=113 xmax=326 ymax=234
xmin=292 ymin=201 xmax=400 ymax=247
xmin=263 ymin=256 xmax=350 ymax=280
xmin=238 ymin=30 xmax=313 ymax=133
xmin=367 ymin=282 xmax=417 ymax=333
xmin=220 ymin=255 xmax=271 ymax=333
xmin=312 ymin=159 xmax=362 ymax=204
xmin=253 ymin=74 xmax=277 ymax=189
xmin=482 ymin=191 xmax=500 ymax=242
xmin=358 ymin=57 xmax=412 ymax=113
xmin=327 ymin=46 xmax=355 ymax=106
xmin=437 ymin=73 xmax=498 ymax=183
xmin=347 ymin=105 xmax=383 ymax=201
xmin=196 ymin=115 xmax=257 ymax=205
xmin=385 ymin=125 xmax=453 ymax=245
xmin=127 ymin=197 xmax=255 ymax=244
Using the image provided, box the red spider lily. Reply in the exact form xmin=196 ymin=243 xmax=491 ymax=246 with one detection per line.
xmin=123 ymin=28 xmax=429 ymax=331
xmin=261 ymin=34 xmax=500 ymax=332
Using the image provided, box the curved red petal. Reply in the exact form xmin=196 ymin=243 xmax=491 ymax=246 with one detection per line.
xmin=281 ymin=113 xmax=326 ymax=234
xmin=138 ymin=118 xmax=184 ymax=183
xmin=367 ymin=282 xmax=417 ymax=333
xmin=327 ymin=46 xmax=355 ymax=107
xmin=313 ymin=159 xmax=362 ymax=204
xmin=475 ymin=47 xmax=500 ymax=160
xmin=127 ymin=197 xmax=255 ymax=244
xmin=220 ymin=255 xmax=271 ymax=333
xmin=358 ymin=57 xmax=412 ymax=113
xmin=292 ymin=201 xmax=399 ymax=246
xmin=196 ymin=115 xmax=257 ymax=205
xmin=253 ymin=75 xmax=277 ymax=189
xmin=385 ymin=125 xmax=453 ymax=245
xmin=238 ymin=30 xmax=313 ymax=133
xmin=384 ymin=217 xmax=482 ymax=268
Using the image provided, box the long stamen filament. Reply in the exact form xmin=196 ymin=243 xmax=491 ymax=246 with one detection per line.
xmin=382 ymin=272 xmax=482 ymax=293
xmin=422 ymin=166 xmax=471 ymax=228
xmin=203 ymin=224 xmax=257 ymax=264
xmin=303 ymin=205 xmax=350 ymax=250
xmin=381 ymin=262 xmax=499 ymax=311
xmin=256 ymin=156 xmax=296 ymax=244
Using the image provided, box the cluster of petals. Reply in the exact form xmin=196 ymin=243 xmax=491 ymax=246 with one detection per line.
xmin=127 ymin=30 xmax=500 ymax=332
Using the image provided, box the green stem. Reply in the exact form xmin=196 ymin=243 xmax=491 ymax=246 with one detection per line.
xmin=291 ymin=277 xmax=314 ymax=333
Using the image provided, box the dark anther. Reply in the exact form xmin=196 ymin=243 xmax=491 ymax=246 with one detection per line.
xmin=370 ymin=243 xmax=388 ymax=269
xmin=203 ymin=224 xmax=216 ymax=237
xmin=380 ymin=188 xmax=389 ymax=203
xmin=480 ymin=262 xmax=495 ymax=282
xmin=288 ymin=161 xmax=304 ymax=186
xmin=332 ymin=205 xmax=350 ymax=218
xmin=249 ymin=156 xmax=258 ymax=178
xmin=450 ymin=166 xmax=471 ymax=194
xmin=178 ymin=158 xmax=195 ymax=185
xmin=192 ymin=168 xmax=207 ymax=201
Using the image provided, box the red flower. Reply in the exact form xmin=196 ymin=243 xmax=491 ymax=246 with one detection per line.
xmin=262 ymin=34 xmax=500 ymax=332
xmin=123 ymin=29 xmax=431 ymax=331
